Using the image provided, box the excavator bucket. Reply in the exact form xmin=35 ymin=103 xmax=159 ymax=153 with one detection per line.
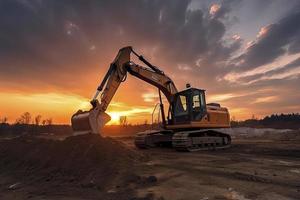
xmin=70 ymin=47 xmax=132 ymax=136
xmin=71 ymin=109 xmax=111 ymax=136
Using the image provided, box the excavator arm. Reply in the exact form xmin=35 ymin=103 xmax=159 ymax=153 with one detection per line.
xmin=71 ymin=46 xmax=177 ymax=135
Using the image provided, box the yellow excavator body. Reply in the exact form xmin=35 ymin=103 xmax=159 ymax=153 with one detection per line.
xmin=166 ymin=106 xmax=230 ymax=130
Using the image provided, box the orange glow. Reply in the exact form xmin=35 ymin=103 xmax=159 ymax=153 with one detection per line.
xmin=107 ymin=112 xmax=121 ymax=125
xmin=0 ymin=90 xmax=297 ymax=123
xmin=106 ymin=107 xmax=153 ymax=125
xmin=257 ymin=24 xmax=272 ymax=38
xmin=0 ymin=92 xmax=90 ymax=124
xmin=0 ymin=92 xmax=154 ymax=125
xmin=210 ymin=4 xmax=221 ymax=16
xmin=252 ymin=96 xmax=278 ymax=104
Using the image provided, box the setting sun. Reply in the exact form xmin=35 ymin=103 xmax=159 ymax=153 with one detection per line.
xmin=107 ymin=112 xmax=121 ymax=125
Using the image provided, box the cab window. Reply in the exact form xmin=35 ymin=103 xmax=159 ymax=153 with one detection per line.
xmin=192 ymin=94 xmax=200 ymax=109
xmin=192 ymin=90 xmax=206 ymax=120
xmin=200 ymin=92 xmax=205 ymax=107
xmin=174 ymin=95 xmax=188 ymax=116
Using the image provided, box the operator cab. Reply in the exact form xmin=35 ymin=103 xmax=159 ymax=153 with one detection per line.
xmin=168 ymin=88 xmax=207 ymax=124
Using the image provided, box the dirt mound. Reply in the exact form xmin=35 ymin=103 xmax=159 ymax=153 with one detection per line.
xmin=0 ymin=134 xmax=142 ymax=189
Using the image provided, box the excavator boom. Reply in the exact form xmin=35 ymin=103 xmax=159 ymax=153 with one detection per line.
xmin=71 ymin=46 xmax=177 ymax=135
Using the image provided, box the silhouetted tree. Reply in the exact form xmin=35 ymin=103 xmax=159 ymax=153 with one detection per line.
xmin=231 ymin=116 xmax=236 ymax=121
xmin=45 ymin=118 xmax=53 ymax=125
xmin=15 ymin=112 xmax=31 ymax=124
xmin=35 ymin=115 xmax=42 ymax=125
xmin=119 ymin=116 xmax=127 ymax=126
xmin=0 ymin=116 xmax=8 ymax=123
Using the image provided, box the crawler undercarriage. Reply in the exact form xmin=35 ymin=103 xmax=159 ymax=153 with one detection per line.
xmin=134 ymin=129 xmax=231 ymax=152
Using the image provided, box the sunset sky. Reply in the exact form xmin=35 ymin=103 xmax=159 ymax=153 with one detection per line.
xmin=0 ymin=0 xmax=300 ymax=124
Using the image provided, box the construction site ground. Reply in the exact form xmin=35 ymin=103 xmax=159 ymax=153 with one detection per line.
xmin=0 ymin=128 xmax=299 ymax=200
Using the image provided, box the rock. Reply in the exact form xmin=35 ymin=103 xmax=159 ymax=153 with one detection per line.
xmin=107 ymin=189 xmax=117 ymax=193
xmin=81 ymin=180 xmax=95 ymax=188
xmin=126 ymin=174 xmax=142 ymax=183
xmin=8 ymin=182 xmax=22 ymax=190
xmin=146 ymin=176 xmax=157 ymax=183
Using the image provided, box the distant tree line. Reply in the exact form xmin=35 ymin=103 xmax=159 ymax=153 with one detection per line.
xmin=1 ymin=112 xmax=300 ymax=136
xmin=0 ymin=112 xmax=71 ymax=135
xmin=13 ymin=112 xmax=53 ymax=126
xmin=231 ymin=113 xmax=300 ymax=129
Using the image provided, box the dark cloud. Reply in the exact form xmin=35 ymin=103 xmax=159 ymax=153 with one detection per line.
xmin=288 ymin=36 xmax=300 ymax=54
xmin=0 ymin=0 xmax=241 ymax=93
xmin=232 ymin=6 xmax=300 ymax=71
xmin=1 ymin=0 xmax=300 ymax=118
xmin=211 ymin=0 xmax=241 ymax=20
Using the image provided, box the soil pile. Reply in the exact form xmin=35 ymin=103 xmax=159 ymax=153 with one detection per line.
xmin=0 ymin=134 xmax=142 ymax=189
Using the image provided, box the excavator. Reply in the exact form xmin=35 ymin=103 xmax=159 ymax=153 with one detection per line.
xmin=71 ymin=46 xmax=231 ymax=151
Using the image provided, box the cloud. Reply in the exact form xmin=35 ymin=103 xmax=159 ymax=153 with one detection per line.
xmin=142 ymin=92 xmax=159 ymax=103
xmin=208 ymin=93 xmax=238 ymax=102
xmin=231 ymin=7 xmax=300 ymax=71
xmin=177 ymin=64 xmax=192 ymax=71
xmin=252 ymin=96 xmax=278 ymax=104
xmin=1 ymin=0 xmax=300 ymax=122
xmin=209 ymin=3 xmax=221 ymax=16
xmin=0 ymin=0 xmax=242 ymax=95
xmin=232 ymin=34 xmax=241 ymax=41
xmin=256 ymin=24 xmax=272 ymax=38
xmin=223 ymin=55 xmax=300 ymax=84
xmin=209 ymin=0 xmax=240 ymax=20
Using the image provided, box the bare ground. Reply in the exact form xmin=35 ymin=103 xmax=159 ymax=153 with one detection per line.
xmin=0 ymin=130 xmax=300 ymax=200
xmin=134 ymin=139 xmax=300 ymax=200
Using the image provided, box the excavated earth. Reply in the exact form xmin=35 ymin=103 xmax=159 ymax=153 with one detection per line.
xmin=0 ymin=134 xmax=151 ymax=200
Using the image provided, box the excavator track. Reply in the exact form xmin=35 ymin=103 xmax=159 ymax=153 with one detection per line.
xmin=172 ymin=130 xmax=231 ymax=152
xmin=134 ymin=131 xmax=153 ymax=148
xmin=135 ymin=129 xmax=231 ymax=151
xmin=134 ymin=130 xmax=173 ymax=149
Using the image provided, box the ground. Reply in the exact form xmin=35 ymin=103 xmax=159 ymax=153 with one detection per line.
xmin=134 ymin=139 xmax=300 ymax=200
xmin=0 ymin=129 xmax=299 ymax=200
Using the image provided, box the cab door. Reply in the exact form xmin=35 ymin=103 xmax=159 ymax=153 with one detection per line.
xmin=172 ymin=92 xmax=191 ymax=124
xmin=191 ymin=90 xmax=207 ymax=121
